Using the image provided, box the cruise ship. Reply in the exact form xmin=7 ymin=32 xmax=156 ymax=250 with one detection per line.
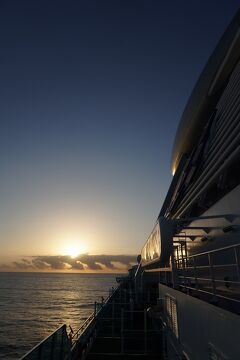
xmin=21 ymin=9 xmax=240 ymax=360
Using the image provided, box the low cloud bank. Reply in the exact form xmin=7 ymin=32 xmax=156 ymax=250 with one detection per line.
xmin=2 ymin=254 xmax=137 ymax=272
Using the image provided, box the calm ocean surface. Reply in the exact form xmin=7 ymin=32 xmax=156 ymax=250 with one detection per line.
xmin=0 ymin=272 xmax=118 ymax=359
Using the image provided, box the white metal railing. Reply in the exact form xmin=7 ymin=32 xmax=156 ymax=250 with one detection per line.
xmin=174 ymin=243 xmax=240 ymax=305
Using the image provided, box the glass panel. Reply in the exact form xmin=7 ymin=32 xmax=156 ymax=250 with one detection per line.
xmin=39 ymin=336 xmax=52 ymax=359
xmin=141 ymin=222 xmax=160 ymax=264
xmin=22 ymin=325 xmax=71 ymax=360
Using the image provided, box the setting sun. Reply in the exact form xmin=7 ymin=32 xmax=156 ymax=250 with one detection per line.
xmin=66 ymin=246 xmax=81 ymax=258
xmin=61 ymin=241 xmax=88 ymax=258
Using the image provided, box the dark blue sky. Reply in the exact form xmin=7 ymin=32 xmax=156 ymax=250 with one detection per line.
xmin=0 ymin=1 xmax=239 ymax=262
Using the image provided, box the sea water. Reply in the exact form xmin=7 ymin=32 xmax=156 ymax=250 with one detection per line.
xmin=0 ymin=272 xmax=118 ymax=359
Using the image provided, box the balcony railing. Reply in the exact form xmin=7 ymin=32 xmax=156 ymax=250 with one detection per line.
xmin=174 ymin=242 xmax=240 ymax=308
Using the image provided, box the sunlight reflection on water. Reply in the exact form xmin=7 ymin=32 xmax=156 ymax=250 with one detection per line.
xmin=0 ymin=272 xmax=118 ymax=359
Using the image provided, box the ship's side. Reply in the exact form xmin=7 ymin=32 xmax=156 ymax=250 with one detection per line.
xmin=135 ymin=10 xmax=240 ymax=360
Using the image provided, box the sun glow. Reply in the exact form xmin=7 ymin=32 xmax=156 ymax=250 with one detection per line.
xmin=61 ymin=240 xmax=88 ymax=258
xmin=66 ymin=246 xmax=81 ymax=258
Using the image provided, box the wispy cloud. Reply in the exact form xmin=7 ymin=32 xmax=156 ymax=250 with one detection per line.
xmin=1 ymin=254 xmax=137 ymax=272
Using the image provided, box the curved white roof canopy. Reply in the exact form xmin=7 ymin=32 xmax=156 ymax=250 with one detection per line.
xmin=171 ymin=10 xmax=240 ymax=175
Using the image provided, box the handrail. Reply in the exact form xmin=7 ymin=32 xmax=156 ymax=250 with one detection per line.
xmin=71 ymin=285 xmax=119 ymax=344
xmin=68 ymin=285 xmax=122 ymax=360
xmin=71 ymin=314 xmax=95 ymax=344
xmin=178 ymin=276 xmax=240 ymax=284
xmin=178 ymin=284 xmax=240 ymax=303
xmin=187 ymin=242 xmax=240 ymax=258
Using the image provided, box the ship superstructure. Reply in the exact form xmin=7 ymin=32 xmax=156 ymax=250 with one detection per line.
xmin=136 ymin=9 xmax=240 ymax=359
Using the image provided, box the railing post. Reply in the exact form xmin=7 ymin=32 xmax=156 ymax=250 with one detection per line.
xmin=181 ymin=243 xmax=187 ymax=291
xmin=193 ymin=256 xmax=199 ymax=291
xmin=176 ymin=245 xmax=180 ymax=268
xmin=171 ymin=252 xmax=177 ymax=289
xmin=208 ymin=253 xmax=217 ymax=302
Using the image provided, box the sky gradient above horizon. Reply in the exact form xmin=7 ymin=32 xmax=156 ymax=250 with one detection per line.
xmin=0 ymin=0 xmax=239 ymax=271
